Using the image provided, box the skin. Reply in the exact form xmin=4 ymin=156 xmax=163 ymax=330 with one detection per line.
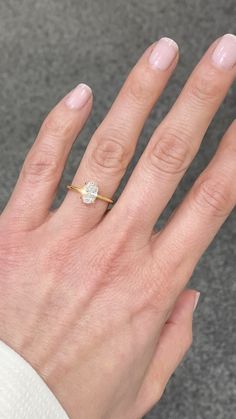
xmin=0 ymin=35 xmax=235 ymax=418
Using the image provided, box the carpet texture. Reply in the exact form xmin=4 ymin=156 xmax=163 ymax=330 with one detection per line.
xmin=0 ymin=1 xmax=235 ymax=418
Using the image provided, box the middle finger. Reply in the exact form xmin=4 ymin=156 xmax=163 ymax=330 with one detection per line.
xmin=106 ymin=34 xmax=236 ymax=241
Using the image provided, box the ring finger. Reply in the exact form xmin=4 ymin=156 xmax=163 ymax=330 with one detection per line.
xmin=56 ymin=37 xmax=179 ymax=234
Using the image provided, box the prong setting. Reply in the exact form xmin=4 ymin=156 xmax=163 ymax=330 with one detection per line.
xmin=81 ymin=181 xmax=99 ymax=204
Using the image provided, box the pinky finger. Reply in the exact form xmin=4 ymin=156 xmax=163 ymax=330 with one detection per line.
xmin=134 ymin=289 xmax=200 ymax=418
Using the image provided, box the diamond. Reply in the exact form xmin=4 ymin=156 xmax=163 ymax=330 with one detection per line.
xmin=81 ymin=181 xmax=99 ymax=204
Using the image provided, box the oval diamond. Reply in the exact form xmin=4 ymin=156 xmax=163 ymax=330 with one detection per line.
xmin=82 ymin=181 xmax=99 ymax=204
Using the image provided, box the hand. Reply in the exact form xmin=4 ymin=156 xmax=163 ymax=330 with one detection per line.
xmin=0 ymin=34 xmax=236 ymax=419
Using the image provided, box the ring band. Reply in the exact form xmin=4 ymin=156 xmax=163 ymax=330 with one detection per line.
xmin=67 ymin=181 xmax=114 ymax=205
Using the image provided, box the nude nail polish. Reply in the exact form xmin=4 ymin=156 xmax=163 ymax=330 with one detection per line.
xmin=193 ymin=292 xmax=201 ymax=312
xmin=149 ymin=37 xmax=179 ymax=71
xmin=212 ymin=34 xmax=236 ymax=70
xmin=65 ymin=83 xmax=92 ymax=110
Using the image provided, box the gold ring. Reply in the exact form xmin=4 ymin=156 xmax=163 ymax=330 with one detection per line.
xmin=67 ymin=181 xmax=114 ymax=205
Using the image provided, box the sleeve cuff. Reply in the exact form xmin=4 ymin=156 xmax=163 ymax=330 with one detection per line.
xmin=0 ymin=340 xmax=69 ymax=418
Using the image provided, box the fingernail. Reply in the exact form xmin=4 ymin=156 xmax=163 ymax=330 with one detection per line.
xmin=65 ymin=83 xmax=92 ymax=110
xmin=212 ymin=34 xmax=236 ymax=70
xmin=193 ymin=291 xmax=201 ymax=312
xmin=149 ymin=37 xmax=179 ymax=71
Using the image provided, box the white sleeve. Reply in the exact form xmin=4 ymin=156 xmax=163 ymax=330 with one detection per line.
xmin=0 ymin=340 xmax=69 ymax=419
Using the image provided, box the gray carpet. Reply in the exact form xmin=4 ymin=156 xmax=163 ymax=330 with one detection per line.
xmin=0 ymin=0 xmax=236 ymax=418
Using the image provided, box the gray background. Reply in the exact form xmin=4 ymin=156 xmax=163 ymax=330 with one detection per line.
xmin=0 ymin=0 xmax=236 ymax=418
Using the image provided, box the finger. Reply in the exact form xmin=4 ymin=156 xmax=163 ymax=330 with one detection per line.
xmin=2 ymin=84 xmax=93 ymax=231
xmin=135 ymin=289 xmax=199 ymax=418
xmin=153 ymin=118 xmax=236 ymax=295
xmin=56 ymin=38 xmax=179 ymax=234
xmin=106 ymin=34 xmax=236 ymax=242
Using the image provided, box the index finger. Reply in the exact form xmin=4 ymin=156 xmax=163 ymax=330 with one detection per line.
xmin=153 ymin=118 xmax=236 ymax=297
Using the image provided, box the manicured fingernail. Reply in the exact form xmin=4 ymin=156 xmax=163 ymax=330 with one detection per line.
xmin=193 ymin=292 xmax=201 ymax=312
xmin=149 ymin=37 xmax=179 ymax=71
xmin=212 ymin=34 xmax=236 ymax=70
xmin=65 ymin=83 xmax=92 ymax=110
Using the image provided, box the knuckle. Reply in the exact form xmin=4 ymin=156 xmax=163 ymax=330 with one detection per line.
xmin=41 ymin=112 xmax=74 ymax=140
xmin=126 ymin=72 xmax=154 ymax=104
xmin=21 ymin=145 xmax=58 ymax=183
xmin=90 ymin=129 xmax=130 ymax=174
xmin=187 ymin=68 xmax=220 ymax=104
xmin=192 ymin=176 xmax=231 ymax=217
xmin=148 ymin=129 xmax=193 ymax=176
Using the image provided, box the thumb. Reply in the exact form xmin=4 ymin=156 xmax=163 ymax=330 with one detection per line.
xmin=134 ymin=288 xmax=200 ymax=418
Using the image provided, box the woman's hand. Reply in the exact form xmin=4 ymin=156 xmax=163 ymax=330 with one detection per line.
xmin=0 ymin=34 xmax=236 ymax=419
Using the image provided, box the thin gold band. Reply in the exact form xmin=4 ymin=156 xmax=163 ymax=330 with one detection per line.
xmin=67 ymin=184 xmax=114 ymax=204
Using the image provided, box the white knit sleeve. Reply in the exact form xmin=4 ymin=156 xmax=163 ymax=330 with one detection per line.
xmin=0 ymin=340 xmax=69 ymax=419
